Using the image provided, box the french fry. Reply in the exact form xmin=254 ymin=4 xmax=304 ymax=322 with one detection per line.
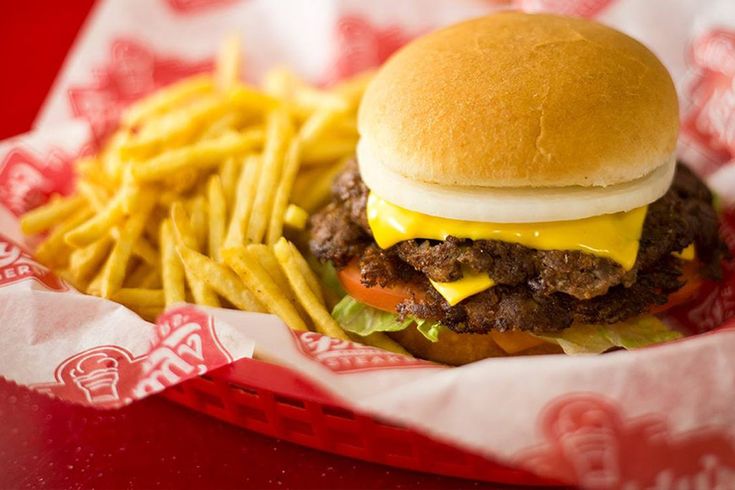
xmin=189 ymin=272 xmax=221 ymax=306
xmin=144 ymin=210 xmax=163 ymax=247
xmin=21 ymin=50 xmax=376 ymax=353
xmin=20 ymin=194 xmax=85 ymax=235
xmin=219 ymin=157 xmax=240 ymax=211
xmin=69 ymin=236 xmax=113 ymax=283
xmin=128 ymin=260 xmax=162 ymax=289
xmin=275 ymin=238 xmax=323 ymax=304
xmin=76 ymin=181 xmax=109 ymax=211
xmin=100 ymin=191 xmax=156 ymax=298
xmin=169 ymin=201 xmax=199 ymax=251
xmin=122 ymin=96 xmax=230 ymax=159
xmin=64 ymin=190 xmax=129 ymax=248
xmin=120 ymin=166 xmax=138 ymax=214
xmin=298 ymin=107 xmax=347 ymax=147
xmin=245 ymin=244 xmax=295 ymax=300
xmin=188 ymin=195 xmax=209 ymax=252
xmin=216 ymin=32 xmax=241 ymax=92
xmin=222 ymin=246 xmax=308 ymax=331
xmin=202 ymin=112 xmax=240 ymax=140
xmin=283 ymin=204 xmax=309 ymax=230
xmin=207 ymin=175 xmax=226 ymax=262
xmin=224 ymin=154 xmax=261 ymax=248
xmin=352 ymin=332 xmax=411 ymax=356
xmin=294 ymin=85 xmax=350 ymax=114
xmin=332 ymin=116 xmax=358 ymax=136
xmin=111 ymin=288 xmax=165 ymax=307
xmin=301 ymin=135 xmax=357 ymax=166
xmin=75 ymin=156 xmax=100 ymax=181
xmin=263 ymin=66 xmax=294 ymax=98
xmin=126 ymin=262 xmax=156 ymax=288
xmin=160 ymin=219 xmax=186 ymax=306
xmin=246 ymin=107 xmax=292 ymax=243
xmin=35 ymin=207 xmax=93 ymax=267
xmin=227 ymin=84 xmax=278 ymax=113
xmin=291 ymin=157 xmax=348 ymax=213
xmin=101 ymin=130 xmax=132 ymax=181
xmin=132 ymin=129 xmax=263 ymax=182
xmin=170 ymin=201 xmax=220 ymax=306
xmin=86 ymin=269 xmax=104 ymax=296
xmin=266 ymin=139 xmax=301 ymax=244
xmin=140 ymin=270 xmax=162 ymax=289
xmin=162 ymin=167 xmax=201 ymax=195
xmin=333 ymin=70 xmax=374 ymax=110
xmin=273 ymin=239 xmax=348 ymax=340
xmin=264 ymin=67 xmax=349 ymax=114
xmin=158 ymin=190 xmax=180 ymax=208
xmin=56 ymin=268 xmax=85 ymax=291
xmin=128 ymin=305 xmax=163 ymax=323
xmin=177 ymin=245 xmax=264 ymax=312
xmin=122 ymin=74 xmax=214 ymax=128
xmin=132 ymin=236 xmax=160 ymax=266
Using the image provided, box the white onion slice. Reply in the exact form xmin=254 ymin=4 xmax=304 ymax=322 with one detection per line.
xmin=358 ymin=141 xmax=676 ymax=223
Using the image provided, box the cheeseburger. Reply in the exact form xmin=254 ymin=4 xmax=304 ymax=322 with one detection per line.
xmin=309 ymin=13 xmax=727 ymax=364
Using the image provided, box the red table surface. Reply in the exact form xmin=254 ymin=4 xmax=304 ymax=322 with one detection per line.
xmin=0 ymin=3 xmax=516 ymax=489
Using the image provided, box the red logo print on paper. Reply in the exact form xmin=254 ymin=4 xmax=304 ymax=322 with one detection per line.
xmin=681 ymin=29 xmax=735 ymax=175
xmin=164 ymin=0 xmax=240 ymax=14
xmin=0 ymin=147 xmax=75 ymax=217
xmin=33 ymin=346 xmax=145 ymax=408
xmin=132 ymin=306 xmax=232 ymax=398
xmin=294 ymin=331 xmax=433 ymax=374
xmin=324 ymin=16 xmax=416 ymax=84
xmin=518 ymin=394 xmax=735 ymax=488
xmin=32 ymin=307 xmax=232 ymax=408
xmin=0 ymin=235 xmax=65 ymax=291
xmin=68 ymin=39 xmax=212 ymax=143
xmin=514 ymin=0 xmax=614 ymax=18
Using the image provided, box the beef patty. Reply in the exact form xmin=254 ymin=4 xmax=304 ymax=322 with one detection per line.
xmin=309 ymin=161 xmax=726 ymax=333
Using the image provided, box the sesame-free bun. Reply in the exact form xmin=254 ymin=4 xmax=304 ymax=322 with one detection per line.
xmin=387 ymin=326 xmax=562 ymax=365
xmin=358 ymin=12 xmax=679 ymax=189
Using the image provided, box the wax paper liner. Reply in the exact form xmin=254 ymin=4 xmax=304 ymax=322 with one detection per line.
xmin=1 ymin=0 xmax=735 ymax=487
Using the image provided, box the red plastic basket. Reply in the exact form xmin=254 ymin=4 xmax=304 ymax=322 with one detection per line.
xmin=159 ymin=357 xmax=561 ymax=486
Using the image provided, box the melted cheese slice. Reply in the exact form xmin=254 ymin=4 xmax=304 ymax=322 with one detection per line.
xmin=430 ymin=272 xmax=495 ymax=306
xmin=368 ymin=192 xmax=648 ymax=304
xmin=368 ymin=193 xmax=647 ymax=270
xmin=673 ymin=244 xmax=696 ymax=261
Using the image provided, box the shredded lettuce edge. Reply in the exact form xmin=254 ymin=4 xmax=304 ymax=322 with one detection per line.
xmin=331 ymin=295 xmax=443 ymax=342
xmin=332 ymin=295 xmax=684 ymax=354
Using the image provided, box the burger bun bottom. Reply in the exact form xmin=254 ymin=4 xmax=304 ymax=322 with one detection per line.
xmin=387 ymin=326 xmax=563 ymax=365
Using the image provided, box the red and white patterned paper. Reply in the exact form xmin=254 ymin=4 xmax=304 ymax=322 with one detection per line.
xmin=1 ymin=0 xmax=734 ymax=487
xmin=67 ymin=38 xmax=211 ymax=143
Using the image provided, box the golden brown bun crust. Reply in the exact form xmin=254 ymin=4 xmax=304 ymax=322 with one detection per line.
xmin=387 ymin=327 xmax=562 ymax=365
xmin=358 ymin=12 xmax=679 ymax=188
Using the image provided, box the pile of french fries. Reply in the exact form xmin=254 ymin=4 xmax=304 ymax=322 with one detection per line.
xmin=20 ymin=36 xmax=407 ymax=355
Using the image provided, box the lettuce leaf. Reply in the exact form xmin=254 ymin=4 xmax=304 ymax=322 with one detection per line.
xmin=332 ymin=295 xmax=443 ymax=342
xmin=332 ymin=295 xmax=414 ymax=335
xmin=533 ymin=315 xmax=682 ymax=355
xmin=311 ymin=261 xmax=345 ymax=298
xmin=415 ymin=319 xmax=443 ymax=342
xmin=332 ymin=296 xmax=681 ymax=354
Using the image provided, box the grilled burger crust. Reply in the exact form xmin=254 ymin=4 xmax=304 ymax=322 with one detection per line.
xmin=309 ymin=161 xmax=726 ymax=333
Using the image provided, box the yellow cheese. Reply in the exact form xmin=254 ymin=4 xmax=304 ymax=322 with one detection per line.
xmin=367 ymin=193 xmax=647 ymax=271
xmin=673 ymin=243 xmax=696 ymax=261
xmin=429 ymin=271 xmax=495 ymax=306
xmin=283 ymin=204 xmax=309 ymax=230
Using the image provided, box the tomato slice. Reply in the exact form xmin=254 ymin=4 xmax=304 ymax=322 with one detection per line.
xmin=650 ymin=260 xmax=703 ymax=314
xmin=337 ymin=261 xmax=422 ymax=313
